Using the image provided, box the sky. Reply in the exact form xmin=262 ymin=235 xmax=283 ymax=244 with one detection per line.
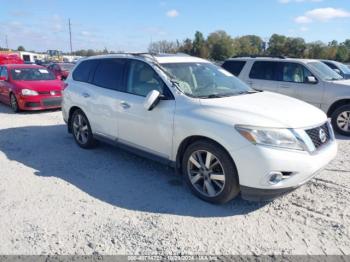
xmin=0 ymin=0 xmax=349 ymax=53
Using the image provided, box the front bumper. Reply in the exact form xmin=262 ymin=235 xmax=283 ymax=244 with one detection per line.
xmin=230 ymin=139 xmax=337 ymax=199
xmin=18 ymin=94 xmax=62 ymax=110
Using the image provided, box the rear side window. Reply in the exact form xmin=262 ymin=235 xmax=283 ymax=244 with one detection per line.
xmin=72 ymin=60 xmax=98 ymax=83
xmin=222 ymin=60 xmax=246 ymax=76
xmin=249 ymin=61 xmax=279 ymax=81
xmin=92 ymin=59 xmax=126 ymax=91
xmin=324 ymin=62 xmax=337 ymax=70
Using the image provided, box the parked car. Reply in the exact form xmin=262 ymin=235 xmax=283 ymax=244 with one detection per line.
xmin=62 ymin=54 xmax=337 ymax=204
xmin=222 ymin=57 xmax=350 ymax=136
xmin=47 ymin=63 xmax=74 ymax=80
xmin=0 ymin=64 xmax=64 ymax=112
xmin=0 ymin=53 xmax=24 ymax=65
xmin=321 ymin=60 xmax=350 ymax=79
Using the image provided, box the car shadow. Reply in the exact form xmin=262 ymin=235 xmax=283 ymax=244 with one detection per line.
xmin=335 ymin=134 xmax=350 ymax=141
xmin=0 ymin=124 xmax=266 ymax=217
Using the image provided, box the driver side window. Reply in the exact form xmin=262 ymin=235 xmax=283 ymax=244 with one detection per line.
xmin=127 ymin=60 xmax=166 ymax=97
xmin=281 ymin=63 xmax=314 ymax=83
xmin=0 ymin=67 xmax=8 ymax=79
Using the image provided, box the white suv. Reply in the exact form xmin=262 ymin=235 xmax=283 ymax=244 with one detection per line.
xmin=222 ymin=57 xmax=350 ymax=136
xmin=62 ymin=54 xmax=337 ymax=204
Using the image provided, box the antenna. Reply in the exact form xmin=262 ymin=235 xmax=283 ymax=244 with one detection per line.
xmin=68 ymin=19 xmax=73 ymax=54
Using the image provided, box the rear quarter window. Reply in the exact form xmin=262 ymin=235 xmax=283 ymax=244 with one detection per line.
xmin=222 ymin=60 xmax=246 ymax=76
xmin=249 ymin=61 xmax=279 ymax=81
xmin=72 ymin=60 xmax=98 ymax=83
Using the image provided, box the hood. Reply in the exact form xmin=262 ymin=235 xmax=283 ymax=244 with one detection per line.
xmin=199 ymin=91 xmax=327 ymax=129
xmin=328 ymin=79 xmax=350 ymax=86
xmin=13 ymin=80 xmax=63 ymax=92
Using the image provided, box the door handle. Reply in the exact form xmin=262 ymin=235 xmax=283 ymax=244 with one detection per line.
xmin=82 ymin=92 xmax=90 ymax=98
xmin=120 ymin=101 xmax=130 ymax=109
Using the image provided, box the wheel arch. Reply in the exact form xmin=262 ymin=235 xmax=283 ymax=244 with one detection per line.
xmin=175 ymin=135 xmax=238 ymax=178
xmin=327 ymin=99 xmax=350 ymax=117
xmin=67 ymin=106 xmax=83 ymax=133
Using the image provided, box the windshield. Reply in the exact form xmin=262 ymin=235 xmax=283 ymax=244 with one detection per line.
xmin=307 ymin=61 xmax=343 ymax=81
xmin=334 ymin=61 xmax=350 ymax=74
xmin=60 ymin=63 xmax=74 ymax=71
xmin=161 ymin=62 xmax=253 ymax=98
xmin=11 ymin=68 xmax=56 ymax=81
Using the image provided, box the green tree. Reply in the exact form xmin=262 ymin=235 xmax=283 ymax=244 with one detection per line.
xmin=207 ymin=30 xmax=235 ymax=61
xmin=267 ymin=34 xmax=287 ymax=56
xmin=235 ymin=35 xmax=264 ymax=56
xmin=178 ymin=38 xmax=193 ymax=55
xmin=305 ymin=41 xmax=325 ymax=59
xmin=335 ymin=45 xmax=349 ymax=62
xmin=17 ymin=46 xmax=25 ymax=51
xmin=284 ymin=37 xmax=306 ymax=57
xmin=192 ymin=31 xmax=209 ymax=58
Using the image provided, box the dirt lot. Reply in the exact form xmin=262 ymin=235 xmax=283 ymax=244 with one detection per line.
xmin=0 ymin=103 xmax=349 ymax=255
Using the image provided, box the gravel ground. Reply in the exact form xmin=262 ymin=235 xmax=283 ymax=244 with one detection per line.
xmin=0 ymin=103 xmax=349 ymax=256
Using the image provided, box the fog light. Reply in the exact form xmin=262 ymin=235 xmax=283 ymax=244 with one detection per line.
xmin=268 ymin=172 xmax=284 ymax=185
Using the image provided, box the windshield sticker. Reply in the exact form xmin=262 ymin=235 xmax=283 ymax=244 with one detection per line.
xmin=14 ymin=70 xmax=21 ymax=73
xmin=218 ymin=69 xmax=233 ymax=77
xmin=39 ymin=69 xmax=49 ymax=74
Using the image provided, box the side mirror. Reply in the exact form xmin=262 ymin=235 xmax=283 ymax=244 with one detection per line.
xmin=0 ymin=76 xmax=7 ymax=81
xmin=306 ymin=76 xmax=317 ymax=84
xmin=333 ymin=69 xmax=341 ymax=75
xmin=144 ymin=90 xmax=161 ymax=111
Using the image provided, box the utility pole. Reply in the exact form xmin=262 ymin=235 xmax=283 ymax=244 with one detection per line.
xmin=68 ymin=19 xmax=73 ymax=54
xmin=5 ymin=35 xmax=9 ymax=50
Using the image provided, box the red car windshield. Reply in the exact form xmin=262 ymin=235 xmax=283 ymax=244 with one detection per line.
xmin=60 ymin=64 xmax=74 ymax=71
xmin=11 ymin=68 xmax=56 ymax=81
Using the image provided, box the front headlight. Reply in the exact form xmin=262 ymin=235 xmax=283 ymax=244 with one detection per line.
xmin=21 ymin=89 xmax=39 ymax=96
xmin=235 ymin=125 xmax=304 ymax=151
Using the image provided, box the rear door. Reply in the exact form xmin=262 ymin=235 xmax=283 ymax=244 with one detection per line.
xmin=246 ymin=61 xmax=280 ymax=92
xmin=86 ymin=58 xmax=127 ymax=139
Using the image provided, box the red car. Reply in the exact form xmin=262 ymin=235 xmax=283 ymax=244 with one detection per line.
xmin=0 ymin=53 xmax=24 ymax=65
xmin=47 ymin=63 xmax=74 ymax=80
xmin=0 ymin=64 xmax=64 ymax=112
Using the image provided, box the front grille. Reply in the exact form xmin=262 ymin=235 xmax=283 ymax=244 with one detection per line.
xmin=305 ymin=123 xmax=331 ymax=149
xmin=38 ymin=90 xmax=62 ymax=95
xmin=25 ymin=102 xmax=41 ymax=108
xmin=42 ymin=97 xmax=62 ymax=107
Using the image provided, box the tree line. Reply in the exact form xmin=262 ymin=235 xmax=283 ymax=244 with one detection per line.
xmin=148 ymin=31 xmax=350 ymax=62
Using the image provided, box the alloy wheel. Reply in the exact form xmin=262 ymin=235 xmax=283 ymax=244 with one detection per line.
xmin=10 ymin=95 xmax=18 ymax=112
xmin=187 ymin=150 xmax=226 ymax=198
xmin=72 ymin=113 xmax=89 ymax=145
xmin=337 ymin=111 xmax=350 ymax=132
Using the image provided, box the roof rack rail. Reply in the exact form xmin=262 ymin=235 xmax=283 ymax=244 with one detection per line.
xmin=231 ymin=55 xmax=286 ymax=59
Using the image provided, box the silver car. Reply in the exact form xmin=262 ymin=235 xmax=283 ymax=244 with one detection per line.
xmin=222 ymin=57 xmax=350 ymax=136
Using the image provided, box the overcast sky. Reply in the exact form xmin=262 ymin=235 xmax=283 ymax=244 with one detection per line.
xmin=0 ymin=0 xmax=349 ymax=52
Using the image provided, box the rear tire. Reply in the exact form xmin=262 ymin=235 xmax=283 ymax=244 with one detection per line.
xmin=331 ymin=105 xmax=350 ymax=136
xmin=71 ymin=109 xmax=97 ymax=149
xmin=182 ymin=140 xmax=240 ymax=204
xmin=10 ymin=94 xmax=20 ymax=113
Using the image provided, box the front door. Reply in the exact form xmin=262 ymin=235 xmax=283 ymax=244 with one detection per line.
xmin=117 ymin=59 xmax=175 ymax=159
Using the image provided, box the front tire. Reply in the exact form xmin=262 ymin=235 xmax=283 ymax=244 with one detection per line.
xmin=71 ymin=109 xmax=96 ymax=149
xmin=182 ymin=140 xmax=240 ymax=204
xmin=10 ymin=94 xmax=20 ymax=113
xmin=331 ymin=105 xmax=350 ymax=136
